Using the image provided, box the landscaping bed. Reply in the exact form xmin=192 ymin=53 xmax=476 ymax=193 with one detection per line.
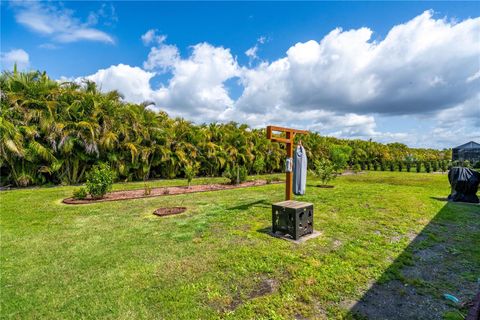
xmin=63 ymin=179 xmax=281 ymax=204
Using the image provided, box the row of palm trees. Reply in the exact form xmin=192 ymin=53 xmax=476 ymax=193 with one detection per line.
xmin=0 ymin=69 xmax=451 ymax=187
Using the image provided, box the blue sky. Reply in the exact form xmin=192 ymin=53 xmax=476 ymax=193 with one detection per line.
xmin=1 ymin=1 xmax=479 ymax=149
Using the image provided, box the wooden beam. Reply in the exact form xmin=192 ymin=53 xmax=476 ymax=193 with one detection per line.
xmin=267 ymin=125 xmax=308 ymax=135
xmin=269 ymin=137 xmax=291 ymax=144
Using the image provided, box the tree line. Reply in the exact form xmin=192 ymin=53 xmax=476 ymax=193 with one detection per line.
xmin=0 ymin=69 xmax=452 ymax=187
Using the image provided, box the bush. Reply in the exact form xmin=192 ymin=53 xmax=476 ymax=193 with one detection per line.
xmin=373 ymin=162 xmax=378 ymax=171
xmin=424 ymin=161 xmax=431 ymax=173
xmin=253 ymin=156 xmax=265 ymax=175
xmin=85 ymin=163 xmax=114 ymax=199
xmin=143 ymin=183 xmax=152 ymax=196
xmin=330 ymin=145 xmax=352 ymax=172
xmin=223 ymin=165 xmax=247 ymax=185
xmin=416 ymin=161 xmax=422 ymax=173
xmin=440 ymin=161 xmax=448 ymax=172
xmin=406 ymin=162 xmax=412 ymax=172
xmin=184 ymin=165 xmax=198 ymax=187
xmin=389 ymin=162 xmax=395 ymax=172
xmin=474 ymin=161 xmax=480 ymax=169
xmin=360 ymin=162 xmax=366 ymax=171
xmin=432 ymin=161 xmax=438 ymax=172
xmin=352 ymin=163 xmax=361 ymax=173
xmin=311 ymin=159 xmax=337 ymax=186
xmin=398 ymin=161 xmax=403 ymax=172
xmin=380 ymin=161 xmax=386 ymax=171
xmin=72 ymin=187 xmax=87 ymax=200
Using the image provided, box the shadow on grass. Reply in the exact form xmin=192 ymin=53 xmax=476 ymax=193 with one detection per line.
xmin=226 ymin=199 xmax=271 ymax=211
xmin=348 ymin=202 xmax=480 ymax=320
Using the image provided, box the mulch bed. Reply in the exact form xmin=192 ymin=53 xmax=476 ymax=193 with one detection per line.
xmin=63 ymin=180 xmax=281 ymax=204
xmin=153 ymin=207 xmax=187 ymax=217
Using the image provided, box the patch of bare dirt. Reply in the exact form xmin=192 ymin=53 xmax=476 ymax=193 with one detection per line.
xmin=227 ymin=278 xmax=280 ymax=311
xmin=63 ymin=180 xmax=281 ymax=204
xmin=152 ymin=207 xmax=186 ymax=217
xmin=352 ymin=280 xmax=449 ymax=320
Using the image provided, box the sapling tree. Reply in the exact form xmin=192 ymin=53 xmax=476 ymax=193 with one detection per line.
xmin=311 ymin=159 xmax=338 ymax=186
xmin=184 ymin=164 xmax=198 ymax=187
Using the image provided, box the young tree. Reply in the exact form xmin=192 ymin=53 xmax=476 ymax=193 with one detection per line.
xmin=311 ymin=159 xmax=338 ymax=186
xmin=184 ymin=164 xmax=198 ymax=187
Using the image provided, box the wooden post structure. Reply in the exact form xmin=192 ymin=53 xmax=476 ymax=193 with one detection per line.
xmin=267 ymin=125 xmax=308 ymax=200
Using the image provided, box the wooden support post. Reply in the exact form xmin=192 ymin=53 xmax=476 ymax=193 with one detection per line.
xmin=266 ymin=125 xmax=308 ymax=201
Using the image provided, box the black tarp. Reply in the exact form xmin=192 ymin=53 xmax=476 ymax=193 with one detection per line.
xmin=447 ymin=167 xmax=480 ymax=203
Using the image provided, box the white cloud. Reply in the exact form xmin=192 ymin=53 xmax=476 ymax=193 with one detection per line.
xmin=237 ymin=11 xmax=480 ymax=117
xmin=245 ymin=46 xmax=258 ymax=60
xmin=141 ymin=29 xmax=167 ymax=46
xmin=143 ymin=44 xmax=179 ymax=72
xmin=12 ymin=1 xmax=115 ymax=44
xmin=1 ymin=49 xmax=30 ymax=70
xmin=81 ymin=11 xmax=479 ymax=148
xmin=83 ymin=64 xmax=155 ymax=103
xmin=245 ymin=36 xmax=267 ymax=64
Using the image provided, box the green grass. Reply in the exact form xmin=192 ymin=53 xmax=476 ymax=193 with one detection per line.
xmin=1 ymin=172 xmax=479 ymax=319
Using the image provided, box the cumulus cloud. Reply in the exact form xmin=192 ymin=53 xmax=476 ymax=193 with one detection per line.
xmin=1 ymin=49 xmax=30 ymax=70
xmin=83 ymin=64 xmax=155 ymax=103
xmin=245 ymin=36 xmax=267 ymax=65
xmin=141 ymin=29 xmax=167 ymax=46
xmin=81 ymin=11 xmax=479 ymax=148
xmin=12 ymin=1 xmax=115 ymax=44
xmin=236 ymin=10 xmax=480 ymax=117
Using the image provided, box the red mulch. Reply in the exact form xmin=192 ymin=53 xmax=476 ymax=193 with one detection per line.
xmin=63 ymin=180 xmax=281 ymax=205
xmin=153 ymin=207 xmax=187 ymax=217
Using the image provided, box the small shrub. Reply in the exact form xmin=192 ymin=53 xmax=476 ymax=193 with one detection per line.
xmin=424 ymin=161 xmax=431 ymax=173
xmin=360 ymin=162 xmax=366 ymax=171
xmin=380 ymin=161 xmax=386 ymax=171
xmin=416 ymin=161 xmax=422 ymax=173
xmin=311 ymin=159 xmax=337 ymax=186
xmin=389 ymin=162 xmax=395 ymax=172
xmin=432 ymin=161 xmax=438 ymax=172
xmin=223 ymin=165 xmax=247 ymax=185
xmin=143 ymin=183 xmax=152 ymax=196
xmin=406 ymin=162 xmax=412 ymax=172
xmin=462 ymin=160 xmax=472 ymax=168
xmin=72 ymin=187 xmax=87 ymax=200
xmin=253 ymin=156 xmax=265 ymax=175
xmin=266 ymin=177 xmax=272 ymax=184
xmin=373 ymin=162 xmax=378 ymax=171
xmin=352 ymin=163 xmax=361 ymax=173
xmin=184 ymin=165 xmax=198 ymax=187
xmin=440 ymin=161 xmax=448 ymax=172
xmin=398 ymin=161 xmax=403 ymax=172
xmin=85 ymin=163 xmax=114 ymax=199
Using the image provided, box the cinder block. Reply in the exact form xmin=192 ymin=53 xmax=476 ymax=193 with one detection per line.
xmin=272 ymin=200 xmax=313 ymax=240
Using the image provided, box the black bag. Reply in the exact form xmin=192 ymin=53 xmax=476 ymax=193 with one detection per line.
xmin=447 ymin=167 xmax=480 ymax=203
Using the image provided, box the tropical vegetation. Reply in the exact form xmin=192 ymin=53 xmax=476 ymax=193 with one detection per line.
xmin=1 ymin=69 xmax=452 ymax=187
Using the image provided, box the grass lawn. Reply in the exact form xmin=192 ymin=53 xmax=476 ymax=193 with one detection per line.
xmin=1 ymin=172 xmax=479 ymax=319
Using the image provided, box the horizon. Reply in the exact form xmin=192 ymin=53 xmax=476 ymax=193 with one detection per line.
xmin=1 ymin=1 xmax=479 ymax=149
